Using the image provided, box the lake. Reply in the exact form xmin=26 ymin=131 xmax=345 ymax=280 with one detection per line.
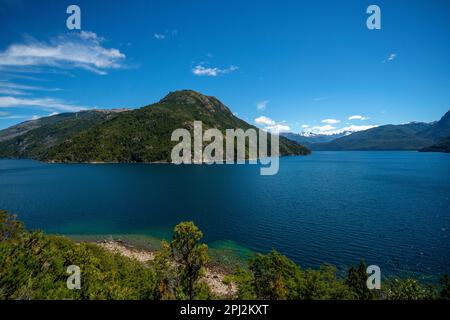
xmin=0 ymin=151 xmax=449 ymax=281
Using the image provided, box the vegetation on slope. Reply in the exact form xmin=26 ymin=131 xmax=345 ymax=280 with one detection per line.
xmin=313 ymin=123 xmax=435 ymax=151
xmin=0 ymin=90 xmax=310 ymax=162
xmin=1 ymin=210 xmax=449 ymax=300
xmin=0 ymin=110 xmax=122 ymax=159
xmin=312 ymin=110 xmax=450 ymax=151
xmin=420 ymin=135 xmax=450 ymax=153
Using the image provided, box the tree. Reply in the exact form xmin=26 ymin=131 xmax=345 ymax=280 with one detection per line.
xmin=439 ymin=274 xmax=450 ymax=300
xmin=152 ymin=240 xmax=177 ymax=299
xmin=240 ymin=250 xmax=354 ymax=300
xmin=384 ymin=279 xmax=437 ymax=300
xmin=248 ymin=250 xmax=301 ymax=300
xmin=170 ymin=221 xmax=208 ymax=299
xmin=298 ymin=265 xmax=355 ymax=300
xmin=0 ymin=210 xmax=24 ymax=241
xmin=345 ymin=260 xmax=375 ymax=300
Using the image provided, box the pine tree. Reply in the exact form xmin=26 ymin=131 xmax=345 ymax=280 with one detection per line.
xmin=170 ymin=221 xmax=208 ymax=299
xmin=345 ymin=260 xmax=374 ymax=300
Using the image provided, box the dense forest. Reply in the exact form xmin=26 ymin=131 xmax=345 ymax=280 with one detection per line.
xmin=0 ymin=90 xmax=310 ymax=163
xmin=0 ymin=210 xmax=448 ymax=300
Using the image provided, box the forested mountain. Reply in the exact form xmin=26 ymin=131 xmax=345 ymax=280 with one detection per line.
xmin=420 ymin=135 xmax=450 ymax=153
xmin=0 ymin=90 xmax=309 ymax=162
xmin=0 ymin=110 xmax=125 ymax=159
xmin=312 ymin=111 xmax=450 ymax=151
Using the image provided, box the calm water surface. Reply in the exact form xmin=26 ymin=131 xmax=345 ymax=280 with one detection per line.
xmin=0 ymin=151 xmax=449 ymax=280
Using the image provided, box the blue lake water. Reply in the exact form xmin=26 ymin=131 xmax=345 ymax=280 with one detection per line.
xmin=0 ymin=151 xmax=449 ymax=281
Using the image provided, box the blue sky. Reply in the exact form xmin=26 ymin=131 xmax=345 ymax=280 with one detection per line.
xmin=0 ymin=0 xmax=449 ymax=133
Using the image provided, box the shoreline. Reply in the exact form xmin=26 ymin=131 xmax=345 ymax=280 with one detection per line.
xmin=0 ymin=153 xmax=308 ymax=165
xmin=94 ymin=239 xmax=237 ymax=298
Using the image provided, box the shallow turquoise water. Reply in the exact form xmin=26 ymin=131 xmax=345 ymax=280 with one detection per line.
xmin=0 ymin=151 xmax=449 ymax=280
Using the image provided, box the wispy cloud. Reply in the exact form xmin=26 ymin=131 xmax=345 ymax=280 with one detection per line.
xmin=0 ymin=111 xmax=40 ymax=120
xmin=321 ymin=118 xmax=340 ymax=124
xmin=348 ymin=115 xmax=369 ymax=121
xmin=0 ymin=88 xmax=29 ymax=95
xmin=0 ymin=31 xmax=126 ymax=75
xmin=314 ymin=96 xmax=328 ymax=102
xmin=0 ymin=96 xmax=87 ymax=112
xmin=0 ymin=114 xmax=30 ymax=120
xmin=0 ymin=81 xmax=60 ymax=95
xmin=254 ymin=116 xmax=290 ymax=134
xmin=192 ymin=65 xmax=238 ymax=77
xmin=154 ymin=33 xmax=166 ymax=40
xmin=383 ymin=53 xmax=397 ymax=63
xmin=154 ymin=30 xmax=178 ymax=40
xmin=256 ymin=100 xmax=269 ymax=111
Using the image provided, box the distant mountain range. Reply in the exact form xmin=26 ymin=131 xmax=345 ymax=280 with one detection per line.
xmin=0 ymin=90 xmax=310 ymax=162
xmin=283 ymin=110 xmax=450 ymax=152
xmin=281 ymin=131 xmax=348 ymax=148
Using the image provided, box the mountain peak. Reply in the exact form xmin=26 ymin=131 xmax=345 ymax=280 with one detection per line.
xmin=159 ymin=90 xmax=232 ymax=113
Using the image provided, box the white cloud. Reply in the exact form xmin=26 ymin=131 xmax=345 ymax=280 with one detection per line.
xmin=304 ymin=124 xmax=378 ymax=136
xmin=154 ymin=30 xmax=177 ymax=40
xmin=311 ymin=124 xmax=337 ymax=132
xmin=0 ymin=88 xmax=29 ymax=95
xmin=0 ymin=111 xmax=33 ymax=120
xmin=0 ymin=96 xmax=87 ymax=112
xmin=256 ymin=100 xmax=269 ymax=111
xmin=321 ymin=119 xmax=340 ymax=124
xmin=301 ymin=124 xmax=309 ymax=128
xmin=388 ymin=53 xmax=397 ymax=61
xmin=383 ymin=53 xmax=397 ymax=63
xmin=266 ymin=123 xmax=290 ymax=134
xmin=348 ymin=115 xmax=369 ymax=121
xmin=339 ymin=125 xmax=377 ymax=133
xmin=255 ymin=116 xmax=275 ymax=126
xmin=0 ymin=114 xmax=29 ymax=120
xmin=254 ymin=116 xmax=290 ymax=134
xmin=0 ymin=111 xmax=61 ymax=120
xmin=0 ymin=81 xmax=60 ymax=94
xmin=0 ymin=31 xmax=126 ymax=75
xmin=154 ymin=33 xmax=166 ymax=40
xmin=192 ymin=65 xmax=238 ymax=77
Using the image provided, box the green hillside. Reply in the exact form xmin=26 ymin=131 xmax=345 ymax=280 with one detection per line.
xmin=0 ymin=110 xmax=124 ymax=159
xmin=0 ymin=90 xmax=310 ymax=162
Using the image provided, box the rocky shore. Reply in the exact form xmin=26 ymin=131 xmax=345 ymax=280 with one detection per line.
xmin=96 ymin=240 xmax=237 ymax=298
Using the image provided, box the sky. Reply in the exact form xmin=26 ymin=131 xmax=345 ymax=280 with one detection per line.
xmin=0 ymin=0 xmax=449 ymax=133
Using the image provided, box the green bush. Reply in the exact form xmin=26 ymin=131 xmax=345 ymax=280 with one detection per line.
xmin=0 ymin=211 xmax=447 ymax=300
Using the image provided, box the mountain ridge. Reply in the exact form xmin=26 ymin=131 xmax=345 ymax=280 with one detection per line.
xmin=308 ymin=111 xmax=450 ymax=151
xmin=0 ymin=90 xmax=310 ymax=162
xmin=420 ymin=135 xmax=450 ymax=153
